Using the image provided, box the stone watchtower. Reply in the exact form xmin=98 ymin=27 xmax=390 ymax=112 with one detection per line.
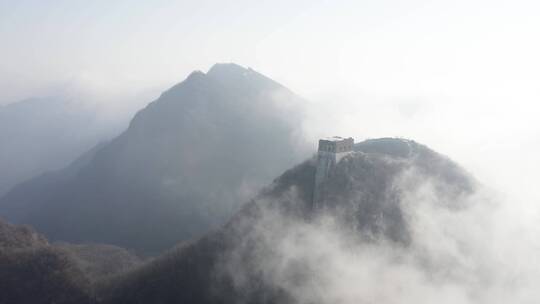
xmin=313 ymin=136 xmax=354 ymax=207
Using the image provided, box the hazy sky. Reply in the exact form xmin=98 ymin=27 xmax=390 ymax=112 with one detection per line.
xmin=1 ymin=0 xmax=539 ymax=199
xmin=2 ymin=3 xmax=540 ymax=301
xmin=2 ymin=0 xmax=538 ymax=101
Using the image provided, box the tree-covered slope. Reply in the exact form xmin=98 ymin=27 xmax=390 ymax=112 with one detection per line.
xmin=102 ymin=138 xmax=475 ymax=304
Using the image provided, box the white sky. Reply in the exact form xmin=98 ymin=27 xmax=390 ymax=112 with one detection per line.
xmin=1 ymin=0 xmax=539 ymax=201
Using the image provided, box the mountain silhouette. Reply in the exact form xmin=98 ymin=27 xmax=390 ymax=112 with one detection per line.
xmin=0 ymin=96 xmax=122 ymax=197
xmin=0 ymin=63 xmax=309 ymax=254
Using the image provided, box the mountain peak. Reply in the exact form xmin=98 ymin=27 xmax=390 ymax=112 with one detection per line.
xmin=205 ymin=63 xmax=283 ymax=92
xmin=0 ymin=62 xmax=308 ymax=253
xmin=207 ymin=62 xmax=248 ymax=76
xmin=183 ymin=70 xmax=206 ymax=83
xmin=187 ymin=70 xmax=205 ymax=77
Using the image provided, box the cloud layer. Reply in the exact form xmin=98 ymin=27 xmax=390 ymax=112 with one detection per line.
xmin=222 ymin=164 xmax=540 ymax=304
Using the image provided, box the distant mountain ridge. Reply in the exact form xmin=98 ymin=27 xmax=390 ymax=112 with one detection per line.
xmin=0 ymin=63 xmax=310 ymax=253
xmin=0 ymin=96 xmax=119 ymax=196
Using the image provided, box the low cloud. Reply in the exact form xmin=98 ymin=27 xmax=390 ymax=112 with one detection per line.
xmin=221 ymin=167 xmax=540 ymax=304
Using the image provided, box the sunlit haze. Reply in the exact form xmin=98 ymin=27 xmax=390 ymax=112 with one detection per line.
xmin=1 ymin=2 xmax=539 ymax=303
xmin=2 ymin=1 xmax=539 ymax=195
